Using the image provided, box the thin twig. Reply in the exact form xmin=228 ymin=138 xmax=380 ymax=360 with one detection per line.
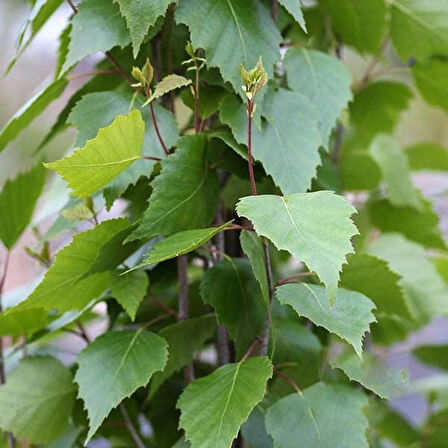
xmin=193 ymin=62 xmax=201 ymax=133
xmin=247 ymin=100 xmax=257 ymax=196
xmin=260 ymin=240 xmax=274 ymax=356
xmin=359 ymin=37 xmax=389 ymax=87
xmin=142 ymin=155 xmax=162 ymax=162
xmin=225 ymin=224 xmax=254 ymax=231
xmin=76 ymin=320 xmax=91 ymax=343
xmin=275 ymin=371 xmax=303 ymax=397
xmin=119 ymin=403 xmax=148 ymax=448
xmin=66 ymin=0 xmax=77 ymax=13
xmin=275 ymin=272 xmax=317 ymax=287
xmin=149 ymin=101 xmax=169 ymax=155
xmin=241 ymin=338 xmax=262 ymax=362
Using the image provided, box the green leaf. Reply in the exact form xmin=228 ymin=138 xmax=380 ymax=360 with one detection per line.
xmin=128 ymin=135 xmax=219 ymax=241
xmin=340 ymin=152 xmax=381 ymax=191
xmin=284 ymin=49 xmax=352 ymax=145
xmin=177 ymin=357 xmax=273 ymax=448
xmin=45 ymin=110 xmax=144 ymax=198
xmin=135 ymin=222 xmax=232 ymax=267
xmin=221 ymin=89 xmax=322 ymax=194
xmin=113 ymin=0 xmax=176 ymax=57
xmin=237 ymin=192 xmax=358 ymax=302
xmin=75 ymin=329 xmax=168 ymax=443
xmin=200 ymin=258 xmax=266 ymax=357
xmin=241 ymin=406 xmax=273 ymax=448
xmin=350 ymin=82 xmax=413 ymax=142
xmin=277 ymin=283 xmax=375 ymax=357
xmin=150 ymin=315 xmax=217 ymax=396
xmin=406 ymin=142 xmax=448 ymax=171
xmin=265 ymin=382 xmax=369 ymax=448
xmin=278 ymin=0 xmax=306 ymax=31
xmin=176 ymin=0 xmax=281 ymax=94
xmin=110 ymin=270 xmax=149 ymax=320
xmin=0 ymin=308 xmax=49 ymax=338
xmin=413 ymin=58 xmax=448 ymax=113
xmin=0 ymin=163 xmax=46 ymax=249
xmin=368 ymin=198 xmax=447 ymax=250
xmin=370 ymin=134 xmax=422 ymax=210
xmin=390 ymin=0 xmax=448 ymax=61
xmin=182 ymin=85 xmax=229 ymax=120
xmin=15 ymin=219 xmax=131 ymax=313
xmin=330 ymin=349 xmax=408 ymax=399
xmin=0 ymin=78 xmax=68 ymax=153
xmin=413 ymin=345 xmax=448 ymax=370
xmin=0 ymin=356 xmax=76 ymax=444
xmin=369 ymin=233 xmax=448 ymax=322
xmin=144 ymin=74 xmax=192 ymax=105
xmin=63 ymin=0 xmax=131 ymax=72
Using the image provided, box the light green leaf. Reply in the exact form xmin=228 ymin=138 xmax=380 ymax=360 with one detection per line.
xmin=369 ymin=233 xmax=448 ymax=322
xmin=370 ymin=134 xmax=422 ymax=210
xmin=284 ymin=49 xmax=352 ymax=145
xmin=176 ymin=0 xmax=281 ymax=94
xmin=177 ymin=357 xmax=273 ymax=448
xmin=0 ymin=308 xmax=49 ymax=338
xmin=220 ymin=89 xmax=322 ymax=194
xmin=0 ymin=356 xmax=76 ymax=444
xmin=390 ymin=0 xmax=448 ymax=61
xmin=237 ymin=192 xmax=358 ymax=302
xmin=406 ymin=142 xmax=448 ymax=171
xmin=200 ymin=258 xmax=266 ymax=357
xmin=63 ymin=0 xmax=130 ymax=72
xmin=350 ymin=82 xmax=413 ymax=142
xmin=144 ymin=74 xmax=192 ymax=105
xmin=0 ymin=78 xmax=68 ymax=153
xmin=45 ymin=110 xmax=144 ymax=198
xmin=0 ymin=164 xmax=46 ymax=249
xmin=279 ymin=0 xmax=306 ymax=31
xmin=75 ymin=329 xmax=168 ymax=443
xmin=277 ymin=283 xmax=376 ymax=357
xmin=330 ymin=349 xmax=408 ymax=399
xmin=128 ymin=135 xmax=219 ymax=241
xmin=150 ymin=315 xmax=217 ymax=397
xmin=113 ymin=0 xmax=176 ymax=57
xmin=413 ymin=58 xmax=448 ymax=113
xmin=110 ymin=270 xmax=149 ymax=320
xmin=413 ymin=344 xmax=448 ymax=371
xmin=265 ymin=382 xmax=369 ymax=448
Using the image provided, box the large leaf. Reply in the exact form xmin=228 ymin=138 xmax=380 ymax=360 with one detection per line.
xmin=113 ymin=0 xmax=175 ymax=57
xmin=237 ymin=192 xmax=358 ymax=302
xmin=45 ymin=110 xmax=144 ymax=198
xmin=413 ymin=344 xmax=448 ymax=371
xmin=220 ymin=89 xmax=323 ymax=194
xmin=284 ymin=49 xmax=352 ymax=145
xmin=0 ymin=78 xmax=68 ymax=153
xmin=150 ymin=315 xmax=217 ymax=396
xmin=390 ymin=0 xmax=448 ymax=61
xmin=0 ymin=356 xmax=76 ymax=444
xmin=276 ymin=283 xmax=376 ymax=357
xmin=265 ymin=382 xmax=369 ymax=448
xmin=0 ymin=308 xmax=49 ymax=338
xmin=75 ymin=329 xmax=168 ymax=443
xmin=0 ymin=163 xmax=46 ymax=249
xmin=176 ymin=0 xmax=281 ymax=93
xmin=370 ymin=135 xmax=422 ymax=210
xmin=63 ymin=0 xmax=131 ymax=72
xmin=128 ymin=135 xmax=219 ymax=241
xmin=406 ymin=142 xmax=448 ymax=171
xmin=278 ymin=0 xmax=306 ymax=31
xmin=200 ymin=258 xmax=266 ymax=357
xmin=177 ymin=357 xmax=273 ymax=448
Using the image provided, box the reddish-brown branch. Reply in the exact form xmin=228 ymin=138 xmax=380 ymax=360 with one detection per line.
xmin=142 ymin=155 xmax=162 ymax=162
xmin=241 ymin=337 xmax=262 ymax=362
xmin=247 ymin=100 xmax=257 ymax=196
xmin=276 ymin=272 xmax=317 ymax=287
xmin=149 ymin=101 xmax=169 ymax=156
xmin=275 ymin=371 xmax=303 ymax=396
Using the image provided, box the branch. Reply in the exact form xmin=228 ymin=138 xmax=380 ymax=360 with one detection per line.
xmin=247 ymin=99 xmax=257 ymax=196
xmin=149 ymin=101 xmax=169 ymax=155
xmin=260 ymin=240 xmax=274 ymax=356
xmin=359 ymin=37 xmax=389 ymax=87
xmin=119 ymin=403 xmax=148 ymax=448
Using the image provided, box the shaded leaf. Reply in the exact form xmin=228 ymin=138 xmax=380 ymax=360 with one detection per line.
xmin=0 ymin=308 xmax=49 ymax=338
xmin=413 ymin=344 xmax=448 ymax=371
xmin=279 ymin=0 xmax=306 ymax=31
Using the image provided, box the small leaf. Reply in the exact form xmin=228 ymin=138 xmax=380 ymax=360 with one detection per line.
xmin=237 ymin=192 xmax=358 ymax=302
xmin=276 ymin=283 xmax=376 ymax=357
xmin=406 ymin=142 xmax=448 ymax=171
xmin=0 ymin=163 xmax=46 ymax=249
xmin=75 ymin=329 xmax=168 ymax=443
xmin=45 ymin=110 xmax=144 ymax=198
xmin=279 ymin=0 xmax=306 ymax=31
xmin=177 ymin=357 xmax=273 ymax=448
xmin=413 ymin=344 xmax=448 ymax=371
xmin=143 ymin=74 xmax=192 ymax=105
xmin=265 ymin=382 xmax=369 ymax=448
xmin=0 ymin=356 xmax=76 ymax=444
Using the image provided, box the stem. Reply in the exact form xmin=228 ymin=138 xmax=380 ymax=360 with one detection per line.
xmin=360 ymin=37 xmax=389 ymax=87
xmin=247 ymin=100 xmax=257 ymax=196
xmin=119 ymin=403 xmax=148 ymax=448
xmin=271 ymin=0 xmax=278 ymax=23
xmin=149 ymin=101 xmax=169 ymax=156
xmin=194 ymin=63 xmax=200 ymax=133
xmin=241 ymin=337 xmax=262 ymax=362
xmin=66 ymin=0 xmax=77 ymax=13
xmin=276 ymin=272 xmax=317 ymax=287
xmin=142 ymin=155 xmax=162 ymax=162
xmin=76 ymin=320 xmax=91 ymax=344
xmin=275 ymin=371 xmax=303 ymax=397
xmin=260 ymin=241 xmax=274 ymax=356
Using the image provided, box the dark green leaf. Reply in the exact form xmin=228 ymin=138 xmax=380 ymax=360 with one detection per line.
xmin=413 ymin=344 xmax=448 ymax=371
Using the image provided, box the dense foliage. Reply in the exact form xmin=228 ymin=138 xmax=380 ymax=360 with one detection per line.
xmin=1 ymin=0 xmax=448 ymax=447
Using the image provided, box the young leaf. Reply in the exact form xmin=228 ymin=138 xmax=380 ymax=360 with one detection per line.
xmin=265 ymin=382 xmax=369 ymax=448
xmin=278 ymin=0 xmax=306 ymax=31
xmin=237 ymin=192 xmax=358 ymax=302
xmin=63 ymin=0 xmax=131 ymax=72
xmin=135 ymin=222 xmax=232 ymax=267
xmin=200 ymin=258 xmax=266 ymax=357
xmin=0 ymin=356 xmax=76 ymax=444
xmin=113 ymin=0 xmax=176 ymax=57
xmin=0 ymin=163 xmax=46 ymax=249
xmin=406 ymin=142 xmax=448 ymax=171
xmin=128 ymin=135 xmax=219 ymax=241
xmin=284 ymin=49 xmax=352 ymax=145
xmin=110 ymin=270 xmax=149 ymax=320
xmin=276 ymin=283 xmax=376 ymax=357
xmin=144 ymin=74 xmax=192 ymax=105
xmin=177 ymin=357 xmax=273 ymax=448
xmin=0 ymin=78 xmax=68 ymax=153
xmin=75 ymin=330 xmax=168 ymax=443
xmin=413 ymin=344 xmax=448 ymax=371
xmin=45 ymin=110 xmax=144 ymax=198
xmin=176 ymin=0 xmax=281 ymax=94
